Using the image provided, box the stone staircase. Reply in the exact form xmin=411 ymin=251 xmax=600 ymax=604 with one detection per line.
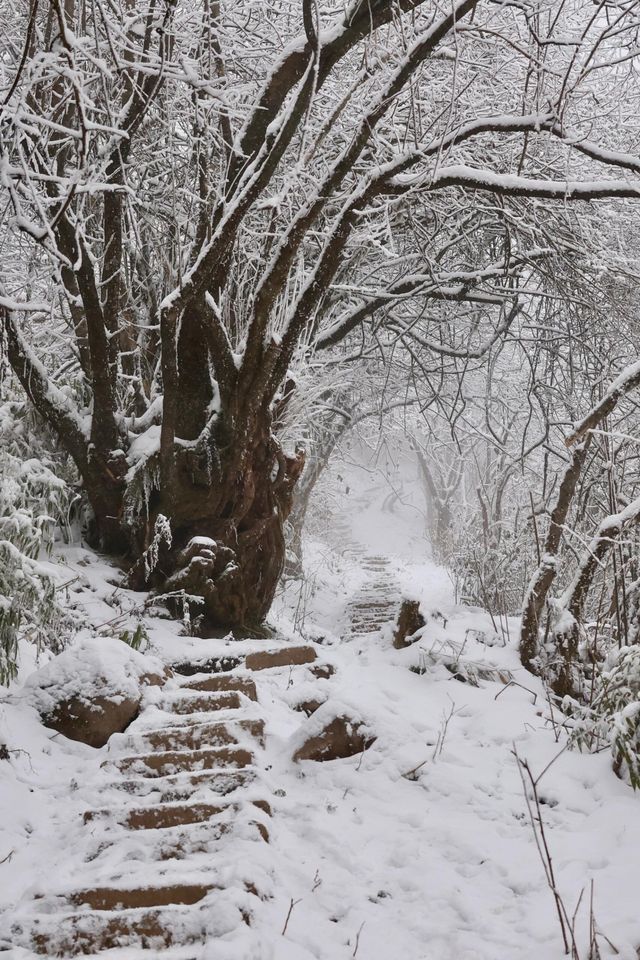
xmin=344 ymin=552 xmax=400 ymax=637
xmin=9 ymin=643 xmax=322 ymax=958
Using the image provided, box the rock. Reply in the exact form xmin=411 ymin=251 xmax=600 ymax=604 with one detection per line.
xmin=294 ymin=698 xmax=326 ymax=717
xmin=43 ymin=693 xmax=142 ymax=749
xmin=392 ymin=599 xmax=425 ymax=649
xmin=309 ymin=662 xmax=335 ymax=679
xmin=26 ymin=637 xmax=166 ymax=748
xmin=293 ymin=716 xmax=375 ymax=762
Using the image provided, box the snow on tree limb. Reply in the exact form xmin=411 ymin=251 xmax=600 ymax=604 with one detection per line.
xmin=565 ymin=360 xmax=640 ymax=447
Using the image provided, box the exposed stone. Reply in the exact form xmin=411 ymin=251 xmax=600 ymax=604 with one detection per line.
xmin=69 ymin=883 xmax=214 ymax=910
xmin=45 ymin=694 xmax=142 ymax=750
xmin=295 ymin=699 xmax=325 ymax=717
xmin=293 ymin=716 xmax=375 ymax=762
xmin=245 ymin=645 xmax=317 ymax=671
xmin=181 ymin=675 xmax=258 ymax=699
xmin=392 ymin=599 xmax=425 ymax=649
xmin=83 ymin=801 xmax=235 ymax=830
xmin=171 ymin=655 xmax=243 ymax=676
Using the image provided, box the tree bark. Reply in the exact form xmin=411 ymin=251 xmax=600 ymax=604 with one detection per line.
xmin=125 ymin=409 xmax=305 ymax=630
xmin=519 ymin=440 xmax=591 ymax=673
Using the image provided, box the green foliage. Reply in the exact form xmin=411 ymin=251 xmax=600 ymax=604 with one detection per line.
xmin=570 ymin=645 xmax=640 ymax=790
xmin=119 ymin=622 xmax=149 ymax=653
xmin=0 ymin=399 xmax=78 ymax=685
xmin=0 ymin=541 xmax=59 ymax=685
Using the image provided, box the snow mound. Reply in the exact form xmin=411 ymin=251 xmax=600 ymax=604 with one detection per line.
xmin=24 ymin=636 xmax=165 ymax=716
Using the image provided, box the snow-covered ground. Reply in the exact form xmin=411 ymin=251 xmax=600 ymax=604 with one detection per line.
xmin=1 ymin=444 xmax=639 ymax=959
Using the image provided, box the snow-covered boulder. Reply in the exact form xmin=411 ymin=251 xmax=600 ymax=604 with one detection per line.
xmin=25 ymin=638 xmax=166 ymax=747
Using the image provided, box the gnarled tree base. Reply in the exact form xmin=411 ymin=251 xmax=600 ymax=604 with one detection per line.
xmin=159 ymin=519 xmax=286 ymax=631
xmin=122 ymin=431 xmax=305 ymax=631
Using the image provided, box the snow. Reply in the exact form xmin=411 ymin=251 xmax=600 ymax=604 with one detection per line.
xmin=393 ymin=164 xmax=640 ymax=200
xmin=24 ymin=636 xmax=165 ymax=716
xmin=189 ymin=536 xmax=217 ymax=548
xmin=1 ymin=447 xmax=640 ymax=959
xmin=0 ymin=296 xmax=50 ymax=312
xmin=126 ymin=424 xmax=161 ymax=466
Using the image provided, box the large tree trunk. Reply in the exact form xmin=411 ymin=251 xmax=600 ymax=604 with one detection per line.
xmin=98 ymin=406 xmax=306 ymax=630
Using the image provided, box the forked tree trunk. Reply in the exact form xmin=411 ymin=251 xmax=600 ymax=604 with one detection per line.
xmin=121 ymin=411 xmax=304 ymax=630
xmin=520 ymin=362 xmax=640 ymax=680
xmin=4 ymin=299 xmax=305 ymax=630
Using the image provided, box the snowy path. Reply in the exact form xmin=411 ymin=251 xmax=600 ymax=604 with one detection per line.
xmin=344 ymin=552 xmax=400 ymax=637
xmin=7 ymin=642 xmax=322 ymax=957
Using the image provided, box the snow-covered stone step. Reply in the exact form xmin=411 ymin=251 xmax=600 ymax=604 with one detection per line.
xmin=349 ymin=604 xmax=396 ymax=615
xmin=349 ymin=610 xmax=396 ymax=623
xmin=130 ymin=817 xmax=270 ymax=854
xmin=350 ymin=617 xmax=394 ymax=632
xmin=84 ymin=797 xmax=271 ymax=832
xmin=121 ymin=718 xmax=265 ymax=753
xmin=169 ymin=644 xmax=318 ymax=676
xmin=158 ymin=691 xmax=246 ymax=714
xmin=105 ymin=769 xmax=255 ymax=800
xmin=179 ymin=674 xmax=258 ymax=698
xmin=81 ymin=819 xmax=269 ymax=870
xmin=64 ymin=882 xmax=217 ymax=911
xmin=349 ymin=613 xmax=396 ymax=625
xmin=15 ymin=893 xmax=253 ymax=955
xmin=104 ymin=746 xmax=255 ymax=778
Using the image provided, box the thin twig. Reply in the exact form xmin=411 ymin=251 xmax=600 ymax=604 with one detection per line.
xmin=352 ymin=921 xmax=365 ymax=957
xmin=513 ymin=746 xmax=572 ymax=955
xmin=281 ymin=897 xmax=302 ymax=936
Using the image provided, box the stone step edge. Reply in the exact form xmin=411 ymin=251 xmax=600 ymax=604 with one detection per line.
xmin=99 ymin=769 xmax=256 ymax=795
xmin=83 ymin=797 xmax=272 ymax=825
xmin=169 ymin=645 xmax=319 ymax=676
xmin=122 ymin=718 xmax=266 ymax=750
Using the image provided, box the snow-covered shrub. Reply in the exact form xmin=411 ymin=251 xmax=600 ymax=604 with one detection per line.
xmin=451 ymin=519 xmax=534 ymax=617
xmin=570 ymin=645 xmax=640 ymax=789
xmin=0 ymin=399 xmax=78 ymax=684
xmin=142 ymin=513 xmax=172 ymax=581
xmin=0 ymin=541 xmax=59 ymax=685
